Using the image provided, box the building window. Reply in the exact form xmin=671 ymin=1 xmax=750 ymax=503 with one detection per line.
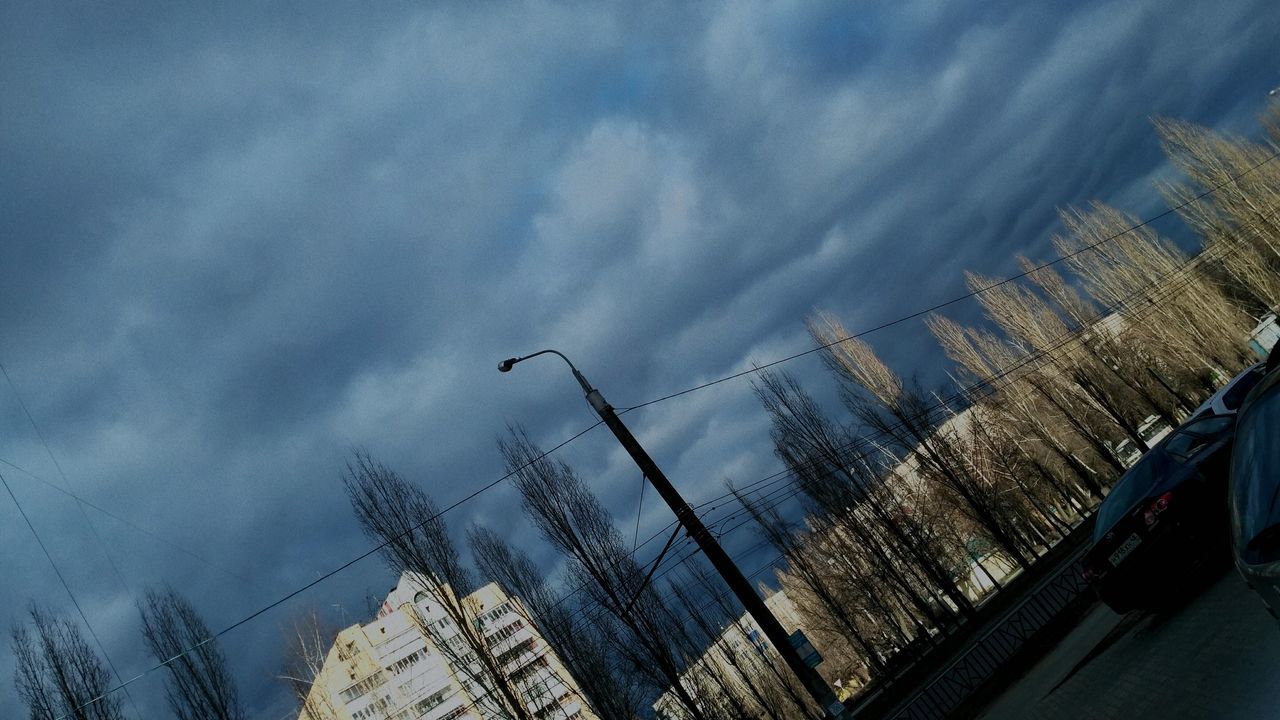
xmin=486 ymin=619 xmax=525 ymax=645
xmin=350 ymin=694 xmax=392 ymax=720
xmin=414 ymin=687 xmax=451 ymax=715
xmin=388 ymin=650 xmax=422 ymax=676
xmin=496 ymin=638 xmax=537 ymax=665
xmin=339 ymin=671 xmax=385 ymax=703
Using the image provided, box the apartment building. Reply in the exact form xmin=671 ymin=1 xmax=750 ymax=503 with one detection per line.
xmin=651 ymin=586 xmax=808 ymax=720
xmin=300 ymin=571 xmax=594 ymax=720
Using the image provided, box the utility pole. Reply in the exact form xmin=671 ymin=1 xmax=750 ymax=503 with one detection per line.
xmin=500 ymin=350 xmax=845 ymax=718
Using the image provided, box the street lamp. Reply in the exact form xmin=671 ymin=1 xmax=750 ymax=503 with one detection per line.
xmin=499 ymin=349 xmax=845 ymax=718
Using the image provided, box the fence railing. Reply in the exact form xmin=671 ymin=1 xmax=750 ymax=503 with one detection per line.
xmin=887 ymin=541 xmax=1091 ymax=719
xmin=845 ymin=519 xmax=1097 ymax=719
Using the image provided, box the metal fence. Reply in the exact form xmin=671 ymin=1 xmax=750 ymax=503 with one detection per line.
xmin=887 ymin=542 xmax=1092 ymax=719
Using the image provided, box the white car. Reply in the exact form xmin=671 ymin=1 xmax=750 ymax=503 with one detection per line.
xmin=1190 ymin=362 xmax=1267 ymax=420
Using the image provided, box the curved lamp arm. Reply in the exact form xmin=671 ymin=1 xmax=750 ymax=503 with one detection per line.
xmin=498 ymin=349 xmax=608 ymax=413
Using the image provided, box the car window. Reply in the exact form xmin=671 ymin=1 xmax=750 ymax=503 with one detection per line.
xmin=1094 ymin=450 xmax=1175 ymax=537
xmin=1180 ymin=414 xmax=1235 ymax=435
xmin=1164 ymin=434 xmax=1207 ymax=463
xmin=1162 ymin=415 xmax=1233 ymax=462
xmin=1231 ymin=387 xmax=1280 ymax=555
xmin=1223 ymin=366 xmax=1264 ymax=411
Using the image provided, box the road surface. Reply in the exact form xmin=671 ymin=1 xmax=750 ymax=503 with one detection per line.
xmin=975 ymin=565 xmax=1280 ymax=719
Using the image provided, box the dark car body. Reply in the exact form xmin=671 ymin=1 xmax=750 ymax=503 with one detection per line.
xmin=1083 ymin=414 xmax=1235 ymax=613
xmin=1228 ymin=363 xmax=1280 ymax=623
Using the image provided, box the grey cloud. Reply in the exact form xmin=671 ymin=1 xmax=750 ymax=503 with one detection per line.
xmin=3 ymin=1 xmax=1279 ymax=716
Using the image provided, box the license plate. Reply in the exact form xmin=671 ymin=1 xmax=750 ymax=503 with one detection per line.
xmin=1109 ymin=533 xmax=1142 ymax=566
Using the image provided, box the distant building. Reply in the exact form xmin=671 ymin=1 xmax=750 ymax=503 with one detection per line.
xmin=300 ymin=572 xmax=594 ymax=720
xmin=1248 ymin=312 xmax=1278 ymax=359
xmin=651 ymin=586 xmax=807 ymax=720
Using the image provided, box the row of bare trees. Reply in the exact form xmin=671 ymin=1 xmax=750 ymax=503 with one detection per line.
xmin=11 ymin=589 xmax=243 ymax=720
xmin=287 ymin=109 xmax=1279 ymax=719
xmin=734 ymin=107 xmax=1280 ymax=689
xmin=17 ymin=108 xmax=1276 ymax=720
xmin=497 ymin=430 xmax=818 ymax=720
xmin=322 ymin=434 xmax=815 ymax=720
xmin=257 ymin=422 xmax=824 ymax=720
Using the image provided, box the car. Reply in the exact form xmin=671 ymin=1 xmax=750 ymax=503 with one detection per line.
xmin=1188 ymin=361 xmax=1267 ymax=420
xmin=1082 ymin=413 xmax=1236 ymax=613
xmin=1227 ymin=359 xmax=1280 ymax=623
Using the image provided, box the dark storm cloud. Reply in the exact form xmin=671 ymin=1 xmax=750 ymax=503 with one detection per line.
xmin=2 ymin=1 xmax=1278 ymax=716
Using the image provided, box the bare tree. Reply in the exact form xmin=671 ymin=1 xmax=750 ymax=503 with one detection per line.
xmin=137 ymin=587 xmax=244 ymax=720
xmin=729 ymin=488 xmax=887 ymax=678
xmin=279 ymin=609 xmax=340 ymax=720
xmin=1018 ymin=257 xmax=1194 ymax=422
xmin=710 ymin=104 xmax=1279 ymax=712
xmin=676 ymin=565 xmax=816 ymax=720
xmin=667 ymin=571 xmax=807 ymax=720
xmin=927 ymin=311 xmax=1118 ymax=494
xmin=751 ymin=368 xmax=976 ymax=623
xmin=468 ymin=525 xmax=644 ymax=720
xmin=343 ymin=451 xmax=535 ymax=720
xmin=11 ymin=605 xmax=124 ymax=720
xmin=809 ymin=313 xmax=1037 ymax=569
xmin=1054 ymin=202 xmax=1252 ymax=375
xmin=1156 ymin=116 xmax=1280 ymax=309
xmin=498 ymin=426 xmax=724 ymax=720
xmin=964 ymin=268 xmax=1157 ymax=456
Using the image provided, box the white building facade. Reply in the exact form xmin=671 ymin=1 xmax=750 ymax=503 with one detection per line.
xmin=300 ymin=572 xmax=594 ymax=720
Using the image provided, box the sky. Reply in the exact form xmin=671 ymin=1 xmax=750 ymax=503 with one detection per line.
xmin=2 ymin=1 xmax=1278 ymax=717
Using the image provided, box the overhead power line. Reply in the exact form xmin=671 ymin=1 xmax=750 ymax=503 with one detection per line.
xmin=553 ymin=234 xmax=1258 ymax=642
xmin=617 ymin=147 xmax=1280 ymax=413
xmin=0 ymin=363 xmax=149 ymax=720
xmin=54 ymin=419 xmax=604 ymax=720
xmin=0 ymin=470 xmax=145 ymax=720
xmin=506 ymin=185 xmax=1280 ymax=692
xmin=698 ymin=218 xmax=1269 ymax=531
xmin=0 ymin=363 xmax=136 ymax=600
xmin=560 ymin=220 xmax=1274 ymax=637
xmin=0 ymin=455 xmax=259 ymax=588
xmin=59 ymin=211 xmax=1258 ymax=719
xmin=56 ymin=140 xmax=1278 ymax=720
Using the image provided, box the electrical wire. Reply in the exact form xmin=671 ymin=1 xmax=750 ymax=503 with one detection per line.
xmin=631 ymin=471 xmax=646 ymax=552
xmin=0 ymin=455 xmax=258 ymax=588
xmin=0 ymin=364 xmax=137 ymax=598
xmin=477 ymin=184 xmax=1280 ymax=709
xmin=698 ymin=221 xmax=1264 ymax=533
xmin=54 ymin=142 xmax=1278 ymax=720
xmin=54 ymin=419 xmax=605 ymax=720
xmin=419 ymin=223 xmax=1280 ymax=662
xmin=494 ymin=213 xmax=1269 ymax=646
xmin=1 ymin=469 xmax=147 ymax=720
xmin=615 ymin=147 xmax=1280 ymax=413
xmin=558 ymin=220 xmax=1268 ymax=640
xmin=0 ymin=363 xmax=148 ymax=720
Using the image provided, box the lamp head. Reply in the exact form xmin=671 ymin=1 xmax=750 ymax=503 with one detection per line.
xmin=498 ymin=357 xmax=519 ymax=373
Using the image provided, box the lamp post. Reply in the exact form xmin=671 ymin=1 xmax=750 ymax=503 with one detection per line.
xmin=499 ymin=350 xmax=845 ymax=718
